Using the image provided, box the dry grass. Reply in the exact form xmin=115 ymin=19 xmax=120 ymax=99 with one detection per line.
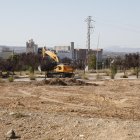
xmin=13 ymin=112 xmax=25 ymax=118
xmin=0 ymin=78 xmax=5 ymax=83
xmin=82 ymin=74 xmax=89 ymax=80
xmin=117 ymin=70 xmax=124 ymax=73
xmin=50 ymin=124 xmax=59 ymax=130
xmin=120 ymin=72 xmax=128 ymax=78
xmin=88 ymin=70 xmax=96 ymax=73
xmin=30 ymin=71 xmax=45 ymax=75
xmin=130 ymin=69 xmax=136 ymax=75
xmin=96 ymin=73 xmax=103 ymax=79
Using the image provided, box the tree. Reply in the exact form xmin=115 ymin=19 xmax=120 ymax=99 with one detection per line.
xmin=13 ymin=53 xmax=30 ymax=75
xmin=70 ymin=60 xmax=77 ymax=73
xmin=0 ymin=58 xmax=4 ymax=77
xmin=40 ymin=57 xmax=57 ymax=79
xmin=110 ymin=66 xmax=117 ymax=79
xmin=132 ymin=53 xmax=140 ymax=78
xmin=61 ymin=57 xmax=72 ymax=64
xmin=9 ymin=54 xmax=19 ymax=76
xmin=9 ymin=54 xmax=19 ymax=61
xmin=77 ymin=60 xmax=86 ymax=74
xmin=88 ymin=55 xmax=96 ymax=69
xmin=0 ymin=59 xmax=13 ymax=77
xmin=25 ymin=53 xmax=42 ymax=75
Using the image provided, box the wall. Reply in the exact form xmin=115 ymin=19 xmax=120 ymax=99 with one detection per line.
xmin=2 ymin=51 xmax=13 ymax=59
xmin=57 ymin=51 xmax=72 ymax=60
xmin=54 ymin=46 xmax=70 ymax=52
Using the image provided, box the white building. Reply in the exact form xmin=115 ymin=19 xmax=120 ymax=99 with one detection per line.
xmin=2 ymin=47 xmax=14 ymax=59
xmin=54 ymin=42 xmax=74 ymax=60
xmin=26 ymin=39 xmax=38 ymax=54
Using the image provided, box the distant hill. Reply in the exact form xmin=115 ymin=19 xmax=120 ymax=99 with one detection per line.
xmin=104 ymin=46 xmax=140 ymax=53
xmin=0 ymin=45 xmax=54 ymax=53
xmin=0 ymin=45 xmax=26 ymax=53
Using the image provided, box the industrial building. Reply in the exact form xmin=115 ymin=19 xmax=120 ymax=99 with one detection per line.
xmin=74 ymin=49 xmax=103 ymax=62
xmin=54 ymin=42 xmax=74 ymax=60
xmin=1 ymin=47 xmax=14 ymax=59
xmin=26 ymin=39 xmax=38 ymax=54
xmin=53 ymin=42 xmax=103 ymax=62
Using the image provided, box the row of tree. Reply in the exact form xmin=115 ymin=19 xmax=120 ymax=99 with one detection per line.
xmin=0 ymin=53 xmax=58 ymax=77
xmin=0 ymin=52 xmax=86 ymax=78
xmin=113 ymin=53 xmax=140 ymax=78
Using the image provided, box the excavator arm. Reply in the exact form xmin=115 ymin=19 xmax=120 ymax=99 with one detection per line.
xmin=42 ymin=46 xmax=59 ymax=62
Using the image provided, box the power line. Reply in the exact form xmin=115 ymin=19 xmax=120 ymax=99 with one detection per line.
xmin=96 ymin=22 xmax=140 ymax=33
xmin=93 ymin=16 xmax=140 ymax=28
xmin=78 ymin=45 xmax=140 ymax=46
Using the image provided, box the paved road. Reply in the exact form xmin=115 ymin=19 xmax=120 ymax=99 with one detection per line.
xmin=8 ymin=73 xmax=140 ymax=82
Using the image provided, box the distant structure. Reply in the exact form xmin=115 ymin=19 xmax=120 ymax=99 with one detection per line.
xmin=2 ymin=47 xmax=14 ymax=59
xmin=85 ymin=16 xmax=95 ymax=62
xmin=54 ymin=42 xmax=74 ymax=60
xmin=74 ymin=49 xmax=103 ymax=62
xmin=38 ymin=47 xmax=53 ymax=55
xmin=26 ymin=39 xmax=38 ymax=54
xmin=53 ymin=42 xmax=103 ymax=62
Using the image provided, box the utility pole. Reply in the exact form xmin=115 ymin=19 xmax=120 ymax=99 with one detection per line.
xmin=85 ymin=16 xmax=95 ymax=63
xmin=96 ymin=35 xmax=100 ymax=73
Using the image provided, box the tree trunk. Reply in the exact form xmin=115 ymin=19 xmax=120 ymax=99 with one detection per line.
xmin=7 ymin=71 xmax=9 ymax=77
xmin=124 ymin=68 xmax=126 ymax=74
xmin=84 ymin=67 xmax=85 ymax=74
xmin=45 ymin=72 xmax=46 ymax=80
xmin=20 ymin=71 xmax=21 ymax=76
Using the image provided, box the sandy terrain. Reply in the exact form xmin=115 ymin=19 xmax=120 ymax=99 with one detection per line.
xmin=0 ymin=78 xmax=140 ymax=140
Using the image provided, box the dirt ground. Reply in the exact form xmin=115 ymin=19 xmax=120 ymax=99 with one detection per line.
xmin=1 ymin=78 xmax=140 ymax=140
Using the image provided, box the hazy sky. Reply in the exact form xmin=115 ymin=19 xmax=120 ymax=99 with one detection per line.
xmin=0 ymin=0 xmax=140 ymax=49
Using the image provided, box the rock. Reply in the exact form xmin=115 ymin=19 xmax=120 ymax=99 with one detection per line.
xmin=40 ymin=132 xmax=44 ymax=135
xmin=6 ymin=129 xmax=15 ymax=138
xmin=80 ymin=134 xmax=84 ymax=137
xmin=9 ymin=112 xmax=17 ymax=115
xmin=96 ymin=124 xmax=100 ymax=126
xmin=88 ymin=118 xmax=94 ymax=121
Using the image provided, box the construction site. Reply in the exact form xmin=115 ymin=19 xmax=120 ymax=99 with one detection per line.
xmin=1 ymin=74 xmax=140 ymax=139
xmin=1 ymin=15 xmax=140 ymax=140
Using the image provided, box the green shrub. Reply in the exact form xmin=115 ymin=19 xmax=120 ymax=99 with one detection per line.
xmin=29 ymin=74 xmax=36 ymax=80
xmin=28 ymin=67 xmax=34 ymax=74
xmin=110 ymin=66 xmax=117 ymax=79
xmin=8 ymin=76 xmax=14 ymax=82
xmin=135 ymin=67 xmax=139 ymax=78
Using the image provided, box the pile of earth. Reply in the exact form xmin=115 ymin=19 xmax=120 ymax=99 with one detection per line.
xmin=11 ymin=78 xmax=98 ymax=87
xmin=16 ymin=78 xmax=98 ymax=86
xmin=36 ymin=78 xmax=98 ymax=86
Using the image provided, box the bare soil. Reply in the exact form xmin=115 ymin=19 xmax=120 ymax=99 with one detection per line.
xmin=0 ymin=78 xmax=140 ymax=140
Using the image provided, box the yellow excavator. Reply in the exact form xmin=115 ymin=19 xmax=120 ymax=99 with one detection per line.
xmin=38 ymin=46 xmax=76 ymax=78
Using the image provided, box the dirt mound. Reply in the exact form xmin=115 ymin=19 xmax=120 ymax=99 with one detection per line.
xmin=37 ymin=78 xmax=97 ymax=86
xmin=15 ymin=78 xmax=98 ymax=86
xmin=49 ymin=78 xmax=67 ymax=85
